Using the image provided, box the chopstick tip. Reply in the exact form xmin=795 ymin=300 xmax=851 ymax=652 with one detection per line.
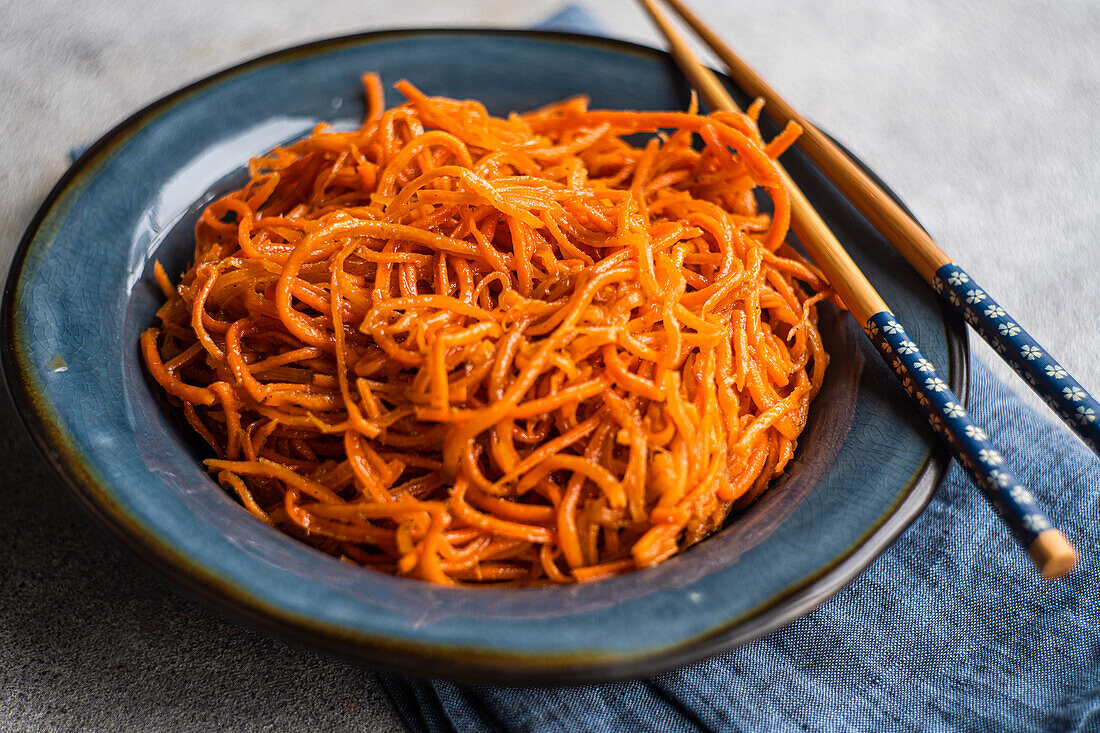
xmin=1029 ymin=529 xmax=1078 ymax=579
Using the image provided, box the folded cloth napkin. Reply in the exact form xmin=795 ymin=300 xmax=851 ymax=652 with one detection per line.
xmin=376 ymin=8 xmax=1100 ymax=733
xmin=380 ymin=358 xmax=1100 ymax=732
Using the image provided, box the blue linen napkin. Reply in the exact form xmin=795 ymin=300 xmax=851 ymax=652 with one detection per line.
xmin=374 ymin=7 xmax=1100 ymax=732
xmin=380 ymin=358 xmax=1100 ymax=731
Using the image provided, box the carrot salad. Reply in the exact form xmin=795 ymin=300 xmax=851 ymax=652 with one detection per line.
xmin=142 ymin=74 xmax=831 ymax=585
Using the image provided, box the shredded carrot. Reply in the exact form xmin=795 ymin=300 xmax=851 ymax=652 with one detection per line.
xmin=142 ymin=73 xmax=831 ymax=585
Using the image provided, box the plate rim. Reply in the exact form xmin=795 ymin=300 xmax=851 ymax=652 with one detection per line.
xmin=1 ymin=27 xmax=969 ymax=684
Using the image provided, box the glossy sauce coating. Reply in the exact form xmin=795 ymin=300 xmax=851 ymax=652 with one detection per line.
xmin=142 ymin=75 xmax=830 ymax=585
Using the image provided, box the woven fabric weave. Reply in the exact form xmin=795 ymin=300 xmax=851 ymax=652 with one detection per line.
xmin=381 ymin=357 xmax=1100 ymax=732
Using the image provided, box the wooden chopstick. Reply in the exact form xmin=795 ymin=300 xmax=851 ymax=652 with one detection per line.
xmin=656 ymin=0 xmax=1100 ymax=461
xmin=636 ymin=0 xmax=1077 ymax=577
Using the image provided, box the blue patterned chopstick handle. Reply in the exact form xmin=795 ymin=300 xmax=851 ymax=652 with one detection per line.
xmin=865 ymin=312 xmax=1055 ymax=547
xmin=933 ymin=263 xmax=1099 ymax=455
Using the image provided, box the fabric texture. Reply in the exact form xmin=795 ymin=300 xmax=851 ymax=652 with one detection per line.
xmin=379 ymin=359 xmax=1100 ymax=732
xmin=378 ymin=8 xmax=1100 ymax=732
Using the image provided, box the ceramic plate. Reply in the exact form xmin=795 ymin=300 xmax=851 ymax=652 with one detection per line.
xmin=2 ymin=29 xmax=966 ymax=683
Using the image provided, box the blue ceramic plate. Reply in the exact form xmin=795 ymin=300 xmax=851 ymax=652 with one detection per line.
xmin=3 ymin=30 xmax=966 ymax=683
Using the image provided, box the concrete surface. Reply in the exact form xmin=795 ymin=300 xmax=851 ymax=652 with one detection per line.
xmin=1 ymin=0 xmax=1097 ymax=730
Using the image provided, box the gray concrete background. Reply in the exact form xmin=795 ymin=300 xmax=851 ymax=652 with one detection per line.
xmin=1 ymin=1 xmax=1097 ymax=730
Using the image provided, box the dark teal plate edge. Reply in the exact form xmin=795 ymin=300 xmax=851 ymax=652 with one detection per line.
xmin=0 ymin=28 xmax=969 ymax=685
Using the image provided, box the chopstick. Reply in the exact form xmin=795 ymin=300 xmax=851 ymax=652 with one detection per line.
xmin=636 ymin=0 xmax=1078 ymax=578
xmin=654 ymin=0 xmax=1100 ymax=461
